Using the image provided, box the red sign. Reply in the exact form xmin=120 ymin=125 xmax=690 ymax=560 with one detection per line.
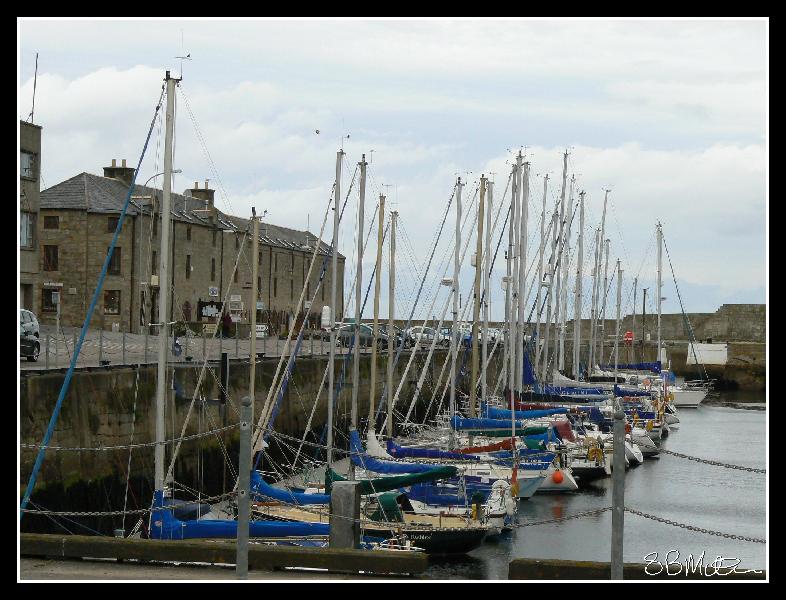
xmin=623 ymin=331 xmax=634 ymax=343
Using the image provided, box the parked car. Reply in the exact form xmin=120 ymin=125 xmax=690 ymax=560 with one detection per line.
xmin=335 ymin=323 xmax=390 ymax=349
xmin=20 ymin=309 xmax=40 ymax=362
xmin=379 ymin=324 xmax=411 ymax=349
xmin=406 ymin=325 xmax=437 ymax=346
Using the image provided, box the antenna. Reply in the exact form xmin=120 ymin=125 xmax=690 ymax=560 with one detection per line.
xmin=28 ymin=52 xmax=38 ymax=123
xmin=175 ymin=30 xmax=191 ymax=79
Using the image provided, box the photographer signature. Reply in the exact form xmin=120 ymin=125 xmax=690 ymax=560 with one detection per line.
xmin=644 ymin=550 xmax=763 ymax=576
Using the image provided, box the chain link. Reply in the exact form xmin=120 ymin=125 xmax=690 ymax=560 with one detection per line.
xmin=658 ymin=448 xmax=766 ymax=473
xmin=20 ymin=423 xmax=240 ymax=452
xmin=20 ymin=492 xmax=238 ymax=518
xmin=625 ymin=508 xmax=766 ymax=544
xmin=514 ymin=506 xmax=613 ymax=527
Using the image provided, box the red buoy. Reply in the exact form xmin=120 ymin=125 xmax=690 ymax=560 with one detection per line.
xmin=552 ymin=470 xmax=564 ymax=484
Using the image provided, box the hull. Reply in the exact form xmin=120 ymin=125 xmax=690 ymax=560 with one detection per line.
xmin=537 ymin=465 xmax=579 ymax=492
xmin=364 ymin=523 xmax=488 ymax=555
xmin=672 ymin=388 xmax=706 ymax=408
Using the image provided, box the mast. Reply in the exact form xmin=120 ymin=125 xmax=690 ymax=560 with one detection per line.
xmin=594 ymin=190 xmax=609 ymax=370
xmin=573 ymin=190 xmax=585 ymax=379
xmin=449 ymin=177 xmax=463 ymax=449
xmin=614 ymin=260 xmax=622 ymax=383
xmin=657 ymin=223 xmax=663 ymax=367
xmin=482 ymin=179 xmax=493 ymax=407
xmin=250 ymin=209 xmax=259 ymax=420
xmin=534 ymin=175 xmax=548 ymax=374
xmin=541 ymin=208 xmax=557 ymax=383
xmin=350 ymin=154 xmax=367 ymax=451
xmin=551 ymin=151 xmax=569 ymax=378
xmin=154 ymin=72 xmax=178 ymax=494
xmin=386 ymin=210 xmax=397 ymax=438
xmin=515 ymin=158 xmax=529 ymax=394
xmin=628 ymin=277 xmax=639 ymax=363
xmin=368 ymin=194 xmax=385 ymax=427
xmin=558 ymin=174 xmax=576 ymax=372
xmin=599 ymin=238 xmax=611 ymax=366
xmin=588 ymin=227 xmax=600 ymax=373
xmin=507 ymin=162 xmax=519 ymax=398
xmin=326 ymin=149 xmax=343 ymax=468
xmin=470 ymin=176 xmax=486 ymax=418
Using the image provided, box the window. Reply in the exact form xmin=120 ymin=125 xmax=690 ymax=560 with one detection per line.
xmin=290 ymin=279 xmax=294 ymax=300
xmin=104 ymin=290 xmax=121 ymax=315
xmin=42 ymin=289 xmax=58 ymax=312
xmin=20 ymin=151 xmax=35 ymax=179
xmin=273 ymin=278 xmax=277 ymax=298
xmin=322 ymin=278 xmax=325 ymax=301
xmin=186 ymin=255 xmax=192 ymax=280
xmin=151 ymin=250 xmax=158 ymax=276
xmin=153 ymin=216 xmax=158 ymax=237
xmin=291 ymin=252 xmax=295 ymax=270
xmin=307 ymin=282 xmax=310 ymax=300
xmin=108 ymin=247 xmax=121 ymax=275
xmin=107 ymin=216 xmax=120 ymax=233
xmin=234 ymin=268 xmax=238 ymax=283
xmin=20 ymin=212 xmax=35 ymax=248
xmin=212 ymin=230 xmax=217 ymax=247
xmin=43 ymin=215 xmax=59 ymax=230
xmin=235 ymin=235 xmax=239 ymax=250
xmin=274 ymin=253 xmax=278 ymax=272
xmin=186 ymin=226 xmax=192 ymax=241
xmin=43 ymin=245 xmax=58 ymax=271
xmin=211 ymin=258 xmax=216 ymax=282
xmin=257 ymin=276 xmax=262 ymax=295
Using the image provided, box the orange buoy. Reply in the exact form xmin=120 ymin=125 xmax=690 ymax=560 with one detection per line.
xmin=552 ymin=470 xmax=564 ymax=484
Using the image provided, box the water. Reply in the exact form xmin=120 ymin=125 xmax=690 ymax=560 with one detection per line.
xmin=425 ymin=398 xmax=767 ymax=579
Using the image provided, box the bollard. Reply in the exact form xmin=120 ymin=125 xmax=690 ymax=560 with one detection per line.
xmin=45 ymin=334 xmax=49 ymax=370
xmin=329 ymin=481 xmax=361 ymax=549
xmin=122 ymin=331 xmax=126 ymax=365
xmin=99 ymin=328 xmax=103 ymax=365
xmin=611 ymin=403 xmax=626 ymax=580
xmin=236 ymin=395 xmax=252 ymax=579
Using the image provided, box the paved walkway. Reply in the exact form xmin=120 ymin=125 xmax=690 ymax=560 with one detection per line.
xmin=21 ymin=326 xmax=373 ymax=371
xmin=19 ymin=557 xmax=400 ymax=580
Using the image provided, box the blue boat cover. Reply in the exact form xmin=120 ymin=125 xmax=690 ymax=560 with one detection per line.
xmin=450 ymin=415 xmax=529 ymax=430
xmin=614 ymin=385 xmax=653 ymax=397
xmin=149 ymin=490 xmax=331 ymax=540
xmin=599 ymin=361 xmax=662 ymax=374
xmin=482 ymin=404 xmax=568 ymax=420
xmin=250 ymin=470 xmax=330 ymax=505
xmin=349 ymin=430 xmax=447 ymax=474
xmin=386 ymin=439 xmax=480 ymax=461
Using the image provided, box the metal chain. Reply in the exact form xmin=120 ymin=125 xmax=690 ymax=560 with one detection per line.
xmin=20 ymin=492 xmax=238 ymax=517
xmin=21 ymin=423 xmax=239 ymax=452
xmin=625 ymin=508 xmax=766 ymax=544
xmin=658 ymin=448 xmax=766 ymax=474
xmin=515 ymin=506 xmax=612 ymax=527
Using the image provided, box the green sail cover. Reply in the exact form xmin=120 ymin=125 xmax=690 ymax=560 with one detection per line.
xmin=325 ymin=465 xmax=458 ymax=495
xmin=462 ymin=427 xmax=549 ymax=438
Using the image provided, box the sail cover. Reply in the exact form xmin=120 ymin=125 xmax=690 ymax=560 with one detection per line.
xmin=386 ymin=440 xmax=480 ymax=461
xmin=614 ymin=385 xmax=652 ymax=398
xmin=599 ymin=361 xmax=662 ymax=374
xmin=250 ymin=470 xmax=330 ymax=505
xmin=349 ymin=429 xmax=448 ymax=474
xmin=481 ymin=404 xmax=568 ymax=420
xmin=326 ymin=465 xmax=458 ymax=495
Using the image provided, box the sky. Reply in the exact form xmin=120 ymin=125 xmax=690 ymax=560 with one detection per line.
xmin=18 ymin=18 xmax=767 ymax=322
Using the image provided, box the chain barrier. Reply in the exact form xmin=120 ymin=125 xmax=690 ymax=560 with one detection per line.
xmin=658 ymin=448 xmax=766 ymax=474
xmin=21 ymin=423 xmax=239 ymax=452
xmin=625 ymin=508 xmax=766 ymax=544
xmin=20 ymin=492 xmax=238 ymax=518
xmin=514 ymin=506 xmax=612 ymax=527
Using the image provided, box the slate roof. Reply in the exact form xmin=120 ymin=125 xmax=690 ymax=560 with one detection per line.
xmin=40 ymin=172 xmax=341 ymax=257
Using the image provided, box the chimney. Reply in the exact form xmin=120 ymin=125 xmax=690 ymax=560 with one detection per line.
xmin=189 ymin=178 xmax=215 ymax=209
xmin=103 ymin=158 xmax=136 ymax=187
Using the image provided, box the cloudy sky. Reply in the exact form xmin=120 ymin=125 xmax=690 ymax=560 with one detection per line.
xmin=18 ymin=18 xmax=767 ymax=321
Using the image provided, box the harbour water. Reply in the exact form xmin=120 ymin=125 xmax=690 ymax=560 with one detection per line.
xmin=425 ymin=395 xmax=767 ymax=579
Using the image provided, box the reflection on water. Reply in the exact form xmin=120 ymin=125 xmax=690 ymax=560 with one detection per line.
xmin=424 ymin=401 xmax=767 ymax=579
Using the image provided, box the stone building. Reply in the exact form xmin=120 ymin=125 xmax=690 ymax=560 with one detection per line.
xmin=20 ymin=120 xmax=42 ymax=311
xmin=37 ymin=160 xmax=345 ymax=334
